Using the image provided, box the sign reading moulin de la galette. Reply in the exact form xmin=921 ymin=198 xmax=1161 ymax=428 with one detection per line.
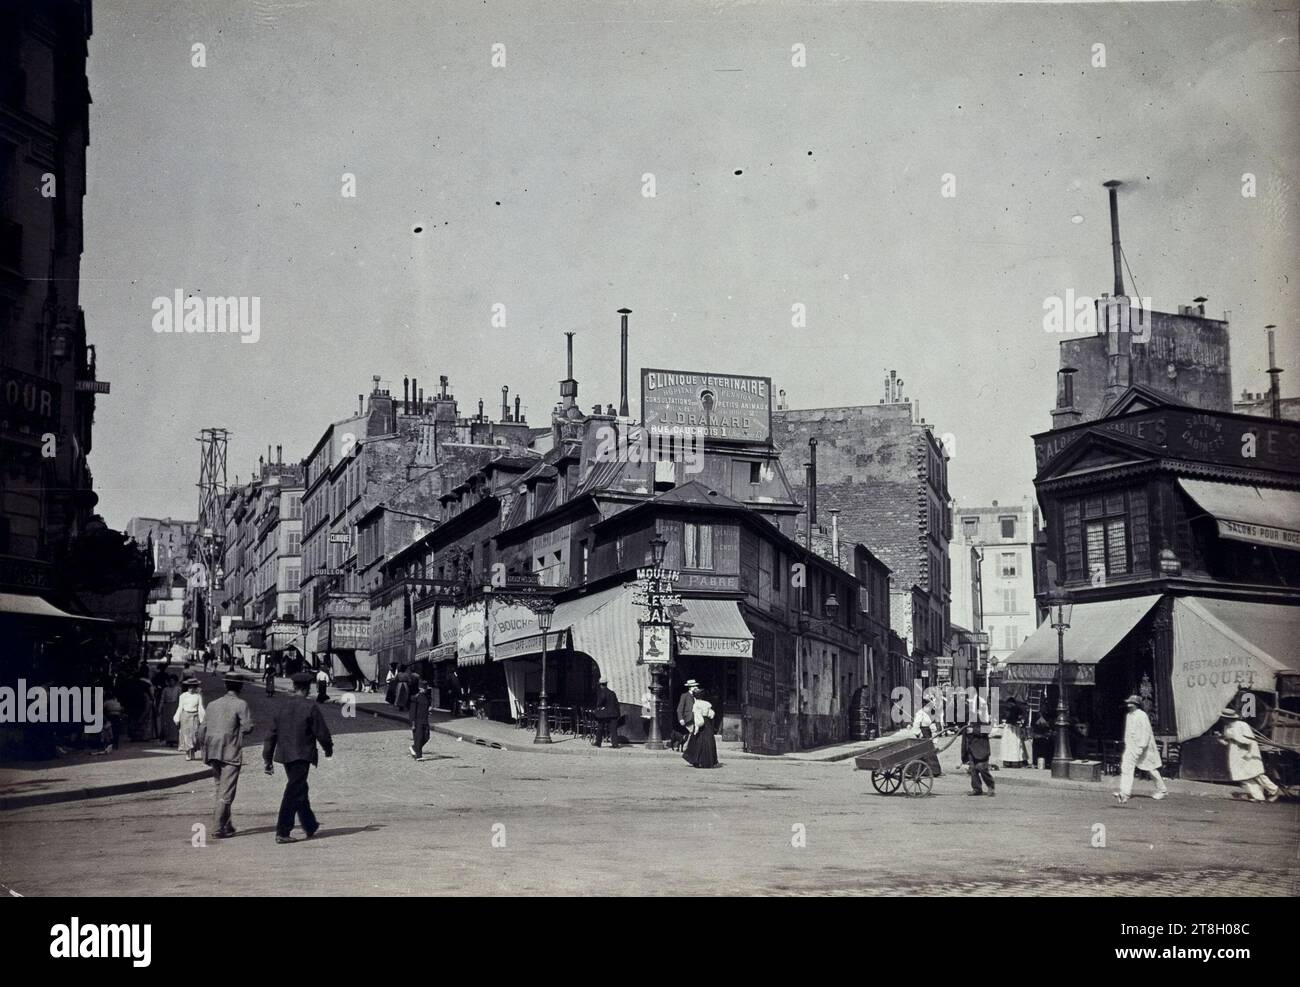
xmin=642 ymin=368 xmax=772 ymax=443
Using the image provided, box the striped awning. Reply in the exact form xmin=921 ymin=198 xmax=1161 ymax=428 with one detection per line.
xmin=564 ymin=584 xmax=648 ymax=702
xmin=674 ymin=597 xmax=754 ymax=658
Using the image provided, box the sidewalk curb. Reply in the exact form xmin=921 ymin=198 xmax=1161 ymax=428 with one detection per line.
xmin=0 ymin=766 xmax=212 ymax=812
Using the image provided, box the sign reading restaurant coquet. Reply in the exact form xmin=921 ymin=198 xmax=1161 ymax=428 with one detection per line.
xmin=642 ymin=368 xmax=772 ymax=443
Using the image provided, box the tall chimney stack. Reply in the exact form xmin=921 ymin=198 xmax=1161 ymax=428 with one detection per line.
xmin=502 ymin=385 xmax=510 ymax=422
xmin=440 ymin=375 xmax=449 ymax=400
xmin=618 ymin=308 xmax=631 ymax=418
xmin=276 ymin=444 xmax=282 ymax=464
xmin=1266 ymin=325 xmax=1284 ymax=421
xmin=830 ymin=508 xmax=840 ymax=566
xmin=1104 ymin=180 xmax=1125 ymax=299
xmin=560 ymin=331 xmax=578 ymax=411
xmin=418 ymin=387 xmax=424 ymax=413
xmin=514 ymin=395 xmax=522 ymax=422
xmin=805 ymin=437 xmax=818 ymax=554
xmin=403 ymin=376 xmax=410 ymax=414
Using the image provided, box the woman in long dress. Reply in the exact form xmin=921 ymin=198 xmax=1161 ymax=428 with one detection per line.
xmin=174 ymin=678 xmax=205 ymax=759
xmin=683 ymin=690 xmax=719 ymax=768
xmin=158 ymin=675 xmax=182 ymax=747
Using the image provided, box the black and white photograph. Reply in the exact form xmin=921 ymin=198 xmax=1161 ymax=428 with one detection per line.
xmin=0 ymin=0 xmax=1297 ymax=952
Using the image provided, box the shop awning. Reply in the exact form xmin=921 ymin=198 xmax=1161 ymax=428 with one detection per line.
xmin=429 ymin=642 xmax=457 ymax=663
xmin=1178 ymin=479 xmax=1300 ymax=551
xmin=674 ymin=597 xmax=754 ymax=658
xmin=1171 ymin=597 xmax=1300 ymax=741
xmin=565 ymin=584 xmax=648 ymax=702
xmin=0 ymin=592 xmax=113 ymax=623
xmin=1000 ymin=595 xmax=1162 ymax=684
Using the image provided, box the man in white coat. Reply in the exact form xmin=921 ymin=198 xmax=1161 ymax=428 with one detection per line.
xmin=1219 ymin=707 xmax=1280 ymax=803
xmin=1115 ymin=694 xmax=1168 ymax=803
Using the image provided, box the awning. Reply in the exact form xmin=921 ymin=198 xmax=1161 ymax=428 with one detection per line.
xmin=429 ymin=642 xmax=457 ymax=663
xmin=1001 ymin=595 xmax=1162 ymax=684
xmin=1171 ymin=597 xmax=1300 ymax=741
xmin=674 ymin=597 xmax=754 ymax=658
xmin=1178 ymin=479 xmax=1300 ymax=551
xmin=0 ymin=592 xmax=113 ymax=623
xmin=565 ymin=584 xmax=648 ymax=702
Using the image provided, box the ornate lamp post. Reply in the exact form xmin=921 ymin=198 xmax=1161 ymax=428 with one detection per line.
xmin=533 ymin=600 xmax=556 ymax=744
xmin=1049 ymin=590 xmax=1074 ymax=778
xmin=644 ymin=531 xmax=670 ymax=751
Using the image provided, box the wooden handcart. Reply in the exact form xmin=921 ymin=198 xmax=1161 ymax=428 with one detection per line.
xmin=854 ymin=733 xmax=961 ymax=797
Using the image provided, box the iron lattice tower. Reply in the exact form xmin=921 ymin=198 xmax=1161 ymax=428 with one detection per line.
xmin=195 ymin=428 xmax=230 ymax=543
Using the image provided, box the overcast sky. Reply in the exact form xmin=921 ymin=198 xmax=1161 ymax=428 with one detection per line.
xmin=81 ymin=0 xmax=1299 ymax=527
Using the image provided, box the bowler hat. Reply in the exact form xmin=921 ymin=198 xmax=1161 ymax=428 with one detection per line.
xmin=1122 ymin=694 xmax=1142 ymax=705
xmin=290 ymin=671 xmax=315 ymax=687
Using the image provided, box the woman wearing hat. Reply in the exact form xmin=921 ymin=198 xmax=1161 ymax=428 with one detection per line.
xmin=1219 ymin=707 xmax=1280 ymax=803
xmin=158 ymin=674 xmax=182 ymax=748
xmin=174 ymin=677 xmax=206 ymax=760
xmin=1115 ymin=694 xmax=1167 ymax=803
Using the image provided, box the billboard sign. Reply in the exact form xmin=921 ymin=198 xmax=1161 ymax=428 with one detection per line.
xmin=642 ymin=369 xmax=771 ymax=443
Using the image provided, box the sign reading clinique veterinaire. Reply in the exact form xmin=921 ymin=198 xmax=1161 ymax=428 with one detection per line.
xmin=642 ymin=368 xmax=772 ymax=443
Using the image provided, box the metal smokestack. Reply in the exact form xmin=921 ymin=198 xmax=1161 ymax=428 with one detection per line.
xmin=1266 ymin=325 xmax=1284 ymax=421
xmin=515 ymin=395 xmax=522 ymax=422
xmin=560 ymin=331 xmax=578 ymax=411
xmin=618 ymin=308 xmax=631 ymax=418
xmin=1104 ymin=180 xmax=1125 ymax=299
xmin=502 ymin=385 xmax=510 ymax=422
xmin=403 ymin=377 xmax=410 ymax=414
xmin=830 ymin=508 xmax=840 ymax=566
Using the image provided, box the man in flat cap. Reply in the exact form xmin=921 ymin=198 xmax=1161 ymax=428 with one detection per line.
xmin=263 ymin=671 xmax=334 ymax=843
xmin=202 ymin=673 xmax=255 ymax=838
xmin=592 ymin=676 xmax=621 ymax=748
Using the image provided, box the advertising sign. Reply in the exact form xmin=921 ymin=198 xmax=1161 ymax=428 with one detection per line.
xmin=642 ymin=369 xmax=772 ymax=443
xmin=640 ymin=621 xmax=672 ymax=665
xmin=456 ymin=602 xmax=487 ymax=665
xmin=415 ymin=606 xmax=436 ymax=657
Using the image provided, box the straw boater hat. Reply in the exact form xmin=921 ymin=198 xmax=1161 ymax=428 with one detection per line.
xmin=684 ymin=679 xmax=700 ymax=689
xmin=182 ymin=676 xmax=200 ymax=688
xmin=1122 ymin=694 xmax=1142 ymax=705
xmin=1219 ymin=707 xmax=1240 ymax=719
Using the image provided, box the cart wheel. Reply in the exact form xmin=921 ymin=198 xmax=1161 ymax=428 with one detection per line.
xmin=871 ymin=767 xmax=902 ymax=794
xmin=901 ymin=759 xmax=934 ymax=797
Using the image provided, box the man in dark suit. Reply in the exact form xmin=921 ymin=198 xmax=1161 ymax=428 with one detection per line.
xmin=409 ymin=675 xmax=432 ymax=760
xmin=203 ymin=674 xmax=254 ymax=838
xmin=966 ymin=723 xmax=995 ymax=797
xmin=592 ymin=677 xmax=621 ymax=748
xmin=674 ymin=679 xmax=699 ymax=751
xmin=263 ymin=671 xmax=334 ymax=843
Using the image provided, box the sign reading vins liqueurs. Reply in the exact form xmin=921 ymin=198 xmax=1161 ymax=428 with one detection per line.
xmin=642 ymin=368 xmax=772 ymax=443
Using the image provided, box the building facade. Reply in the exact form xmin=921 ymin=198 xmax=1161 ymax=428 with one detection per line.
xmin=950 ymin=498 xmax=1041 ymax=667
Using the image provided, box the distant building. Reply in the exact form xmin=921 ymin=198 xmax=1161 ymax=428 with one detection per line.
xmin=950 ymin=498 xmax=1041 ymax=667
xmin=772 ymin=384 xmax=951 ymax=681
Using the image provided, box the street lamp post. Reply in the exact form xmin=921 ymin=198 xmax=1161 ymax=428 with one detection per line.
xmin=533 ymin=601 xmax=556 ymax=744
xmin=1049 ymin=592 xmax=1074 ymax=778
xmin=644 ymin=531 xmax=670 ymax=751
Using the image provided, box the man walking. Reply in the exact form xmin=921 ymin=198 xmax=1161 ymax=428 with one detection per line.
xmin=592 ymin=677 xmax=621 ymax=748
xmin=409 ymin=675 xmax=432 ymax=761
xmin=966 ymin=721 xmax=995 ymax=797
xmin=263 ymin=671 xmax=334 ymax=844
xmin=1219 ymin=707 xmax=1279 ymax=803
xmin=202 ymin=673 xmax=255 ymax=838
xmin=263 ymin=662 xmax=277 ymax=697
xmin=315 ymin=665 xmax=330 ymax=704
xmin=675 ymin=679 xmax=699 ymax=750
xmin=1115 ymin=694 xmax=1168 ymax=803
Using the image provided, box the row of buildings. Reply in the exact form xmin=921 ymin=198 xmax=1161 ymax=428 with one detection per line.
xmin=185 ymin=329 xmax=967 ymax=752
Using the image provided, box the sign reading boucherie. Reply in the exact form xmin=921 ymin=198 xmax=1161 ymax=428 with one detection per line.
xmin=642 ymin=369 xmax=771 ymax=443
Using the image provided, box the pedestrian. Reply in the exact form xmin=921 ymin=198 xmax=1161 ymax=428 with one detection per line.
xmin=640 ymin=686 xmax=654 ymax=740
xmin=263 ymin=662 xmax=277 ymax=697
xmin=158 ymin=674 xmax=182 ymax=747
xmin=1031 ymin=709 xmax=1052 ymax=768
xmin=394 ymin=669 xmax=411 ymax=712
xmin=102 ymin=690 xmax=123 ymax=752
xmin=674 ymin=679 xmax=699 ymax=751
xmin=683 ymin=688 xmax=719 ymax=768
xmin=591 ymin=677 xmax=621 ymax=748
xmin=1000 ymin=698 xmax=1029 ymax=768
xmin=1114 ymin=694 xmax=1168 ymax=803
xmin=912 ymin=698 xmax=935 ymax=739
xmin=409 ymin=675 xmax=432 ymax=761
xmin=315 ymin=665 xmax=330 ymax=704
xmin=966 ymin=721 xmax=995 ymax=796
xmin=202 ymin=674 xmax=255 ymax=839
xmin=1219 ymin=707 xmax=1280 ymax=803
xmin=263 ymin=671 xmax=334 ymax=844
xmin=385 ymin=662 xmax=400 ymax=704
xmin=174 ymin=677 xmax=205 ymax=759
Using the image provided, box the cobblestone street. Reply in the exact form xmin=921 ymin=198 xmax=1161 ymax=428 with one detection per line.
xmin=2 ymin=685 xmax=1295 ymax=897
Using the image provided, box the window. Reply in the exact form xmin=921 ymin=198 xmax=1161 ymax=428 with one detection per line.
xmin=1001 ymin=588 xmax=1016 ymax=613
xmin=962 ymin=517 xmax=978 ymax=538
xmin=1000 ymin=516 xmax=1016 ymax=539
xmin=1003 ymin=625 xmax=1019 ymax=650
xmin=999 ymin=552 xmax=1018 ymax=578
xmin=749 ymin=461 xmax=762 ymax=484
xmin=286 ymin=532 xmax=301 ymax=556
xmin=773 ymin=550 xmax=782 ymax=592
xmin=683 ymin=523 xmax=713 ymax=569
xmin=579 ymin=540 xmax=590 ymax=584
xmin=1086 ymin=518 xmax=1128 ymax=576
